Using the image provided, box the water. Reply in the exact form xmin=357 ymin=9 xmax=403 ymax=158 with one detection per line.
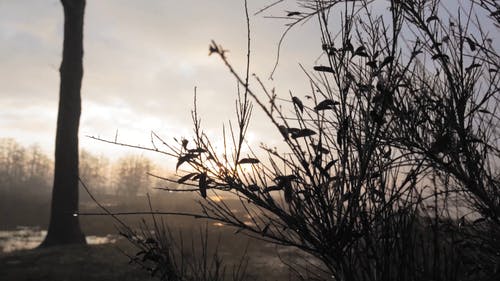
xmin=0 ymin=226 xmax=119 ymax=253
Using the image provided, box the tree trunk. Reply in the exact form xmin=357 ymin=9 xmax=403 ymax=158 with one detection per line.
xmin=40 ymin=0 xmax=86 ymax=247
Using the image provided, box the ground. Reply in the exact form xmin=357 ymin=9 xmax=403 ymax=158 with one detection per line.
xmin=0 ymin=194 xmax=326 ymax=281
xmin=0 ymin=238 xmax=323 ymax=281
xmin=0 ymin=243 xmax=151 ymax=281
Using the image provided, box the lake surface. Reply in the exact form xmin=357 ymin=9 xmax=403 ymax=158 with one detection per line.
xmin=0 ymin=226 xmax=119 ymax=253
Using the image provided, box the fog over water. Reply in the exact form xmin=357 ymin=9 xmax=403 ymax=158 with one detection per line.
xmin=0 ymin=226 xmax=119 ymax=253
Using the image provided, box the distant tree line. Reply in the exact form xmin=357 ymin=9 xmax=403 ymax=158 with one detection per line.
xmin=0 ymin=138 xmax=158 ymax=199
xmin=0 ymin=138 xmax=52 ymax=196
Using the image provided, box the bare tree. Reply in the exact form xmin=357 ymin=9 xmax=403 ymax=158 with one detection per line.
xmin=40 ymin=0 xmax=86 ymax=247
xmin=113 ymin=155 xmax=153 ymax=197
xmin=0 ymin=138 xmax=27 ymax=190
xmin=0 ymin=139 xmax=52 ymax=195
xmin=25 ymin=144 xmax=52 ymax=188
xmin=80 ymin=149 xmax=110 ymax=196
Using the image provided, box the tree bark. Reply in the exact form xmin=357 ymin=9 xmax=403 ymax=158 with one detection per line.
xmin=40 ymin=0 xmax=86 ymax=247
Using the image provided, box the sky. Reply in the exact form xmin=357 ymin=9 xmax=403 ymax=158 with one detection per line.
xmin=1 ymin=0 xmax=482 ymax=172
xmin=0 ymin=0 xmax=325 ymax=169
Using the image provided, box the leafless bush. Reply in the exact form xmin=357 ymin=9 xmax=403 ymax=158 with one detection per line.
xmin=97 ymin=0 xmax=500 ymax=280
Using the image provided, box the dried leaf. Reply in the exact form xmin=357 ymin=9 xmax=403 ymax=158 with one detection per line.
xmin=465 ymin=63 xmax=481 ymax=73
xmin=366 ymin=60 xmax=378 ymax=68
xmin=199 ymin=172 xmax=207 ymax=198
xmin=344 ymin=39 xmax=354 ymax=52
xmin=209 ymin=41 xmax=225 ymax=57
xmin=292 ymin=96 xmax=304 ymax=113
xmin=432 ymin=53 xmax=449 ymax=61
xmin=286 ymin=11 xmax=301 ymax=17
xmin=311 ymin=143 xmax=330 ymax=154
xmin=314 ymin=99 xmax=339 ymax=111
xmin=264 ymin=186 xmax=282 ymax=192
xmin=380 ymin=56 xmax=394 ymax=68
xmin=324 ymin=159 xmax=338 ymax=171
xmin=278 ymin=125 xmax=289 ymax=139
xmin=465 ymin=37 xmax=476 ymax=51
xmin=177 ymin=172 xmax=198 ymax=184
xmin=354 ymin=46 xmax=369 ymax=57
xmin=181 ymin=139 xmax=188 ymax=149
xmin=188 ymin=148 xmax=207 ymax=153
xmin=291 ymin=128 xmax=316 ymax=139
xmin=313 ymin=66 xmax=334 ymax=73
xmin=426 ymin=15 xmax=439 ymax=23
xmin=176 ymin=153 xmax=197 ymax=171
xmin=275 ymin=175 xmax=297 ymax=182
xmin=238 ymin=158 xmax=260 ymax=164
xmin=275 ymin=177 xmax=297 ymax=193
xmin=288 ymin=127 xmax=301 ymax=135
xmin=209 ymin=45 xmax=218 ymax=56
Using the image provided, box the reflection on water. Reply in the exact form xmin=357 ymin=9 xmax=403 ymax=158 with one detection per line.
xmin=0 ymin=226 xmax=119 ymax=253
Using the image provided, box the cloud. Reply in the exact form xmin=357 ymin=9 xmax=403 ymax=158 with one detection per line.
xmin=0 ymin=0 xmax=328 ymax=166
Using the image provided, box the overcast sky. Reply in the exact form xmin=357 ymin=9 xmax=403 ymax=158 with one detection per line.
xmin=2 ymin=0 xmax=480 ymax=171
xmin=0 ymin=0 xmax=326 ymax=168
